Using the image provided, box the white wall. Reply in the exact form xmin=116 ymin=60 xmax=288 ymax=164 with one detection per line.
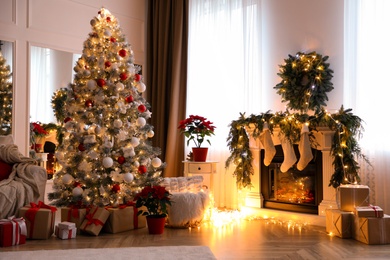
xmin=261 ymin=0 xmax=344 ymax=112
xmin=0 ymin=0 xmax=146 ymax=154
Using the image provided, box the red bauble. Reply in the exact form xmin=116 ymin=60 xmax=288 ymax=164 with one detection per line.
xmin=125 ymin=95 xmax=134 ymax=103
xmin=138 ymin=104 xmax=146 ymax=113
xmin=106 ymin=17 xmax=111 ymax=22
xmin=134 ymin=74 xmax=141 ymax=82
xmin=104 ymin=61 xmax=111 ymax=68
xmin=64 ymin=117 xmax=72 ymax=123
xmin=110 ymin=37 xmax=116 ymax=43
xmin=117 ymin=156 xmax=126 ymax=165
xmin=85 ymin=99 xmax=94 ymax=108
xmin=73 ymin=181 xmax=81 ymax=187
xmin=112 ymin=184 xmax=120 ymax=193
xmin=138 ymin=165 xmax=147 ymax=174
xmin=120 ymin=73 xmax=128 ymax=81
xmin=78 ymin=143 xmax=86 ymax=152
xmin=119 ymin=49 xmax=127 ymax=57
xmin=97 ymin=78 xmax=106 ymax=87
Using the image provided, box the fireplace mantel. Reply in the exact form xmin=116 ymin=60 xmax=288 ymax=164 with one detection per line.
xmin=245 ymin=125 xmax=338 ymax=216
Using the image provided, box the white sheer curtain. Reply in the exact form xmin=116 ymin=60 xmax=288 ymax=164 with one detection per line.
xmin=30 ymin=46 xmax=53 ymax=124
xmin=188 ymin=0 xmax=262 ymax=209
xmin=344 ymin=0 xmax=390 ymax=213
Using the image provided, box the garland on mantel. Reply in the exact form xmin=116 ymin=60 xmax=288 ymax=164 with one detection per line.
xmin=225 ymin=106 xmax=370 ymax=189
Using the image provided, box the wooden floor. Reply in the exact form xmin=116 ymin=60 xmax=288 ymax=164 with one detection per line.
xmin=3 ymin=208 xmax=390 ymax=259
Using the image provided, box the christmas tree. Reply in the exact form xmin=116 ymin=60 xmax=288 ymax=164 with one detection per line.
xmin=48 ymin=8 xmax=165 ymax=207
xmin=0 ymin=46 xmax=13 ymax=135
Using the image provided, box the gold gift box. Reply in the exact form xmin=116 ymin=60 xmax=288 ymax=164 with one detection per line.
xmin=353 ymin=214 xmax=390 ymax=244
xmin=18 ymin=205 xmax=56 ymax=239
xmin=104 ymin=205 xmax=146 ymax=234
xmin=325 ymin=209 xmax=354 ymax=238
xmin=337 ymin=184 xmax=370 ymax=212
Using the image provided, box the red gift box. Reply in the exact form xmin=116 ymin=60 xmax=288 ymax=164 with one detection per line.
xmin=0 ymin=216 xmax=27 ymax=247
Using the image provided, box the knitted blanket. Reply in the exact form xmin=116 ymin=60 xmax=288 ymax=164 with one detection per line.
xmin=0 ymin=144 xmax=46 ymax=219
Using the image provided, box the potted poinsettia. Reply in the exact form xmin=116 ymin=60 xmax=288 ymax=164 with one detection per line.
xmin=134 ymin=185 xmax=172 ymax=234
xmin=30 ymin=122 xmax=49 ymax=152
xmin=178 ymin=115 xmax=216 ymax=161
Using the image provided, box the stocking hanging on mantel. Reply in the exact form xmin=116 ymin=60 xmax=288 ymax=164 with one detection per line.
xmin=280 ymin=135 xmax=297 ymax=173
xmin=297 ymin=124 xmax=313 ymax=171
xmin=261 ymin=122 xmax=276 ymax=166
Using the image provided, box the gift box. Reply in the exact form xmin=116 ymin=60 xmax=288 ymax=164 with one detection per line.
xmin=355 ymin=205 xmax=384 ymax=218
xmin=18 ymin=201 xmax=57 ymax=239
xmin=55 ymin=221 xmax=77 ymax=239
xmin=61 ymin=206 xmax=88 ymax=234
xmin=103 ymin=204 xmax=146 ymax=234
xmin=337 ymin=184 xmax=370 ymax=212
xmin=79 ymin=206 xmax=110 ymax=236
xmin=353 ymin=214 xmax=390 ymax=245
xmin=325 ymin=209 xmax=354 ymax=238
xmin=0 ymin=216 xmax=27 ymax=247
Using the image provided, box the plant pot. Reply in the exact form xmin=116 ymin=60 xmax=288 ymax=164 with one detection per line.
xmin=192 ymin=147 xmax=208 ymax=162
xmin=146 ymin=215 xmax=166 ymax=234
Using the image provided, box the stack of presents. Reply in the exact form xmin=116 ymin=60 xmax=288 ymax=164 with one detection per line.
xmin=326 ymin=184 xmax=389 ymax=245
xmin=0 ymin=201 xmax=146 ymax=247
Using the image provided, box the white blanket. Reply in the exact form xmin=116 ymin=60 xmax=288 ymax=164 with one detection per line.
xmin=0 ymin=144 xmax=46 ymax=219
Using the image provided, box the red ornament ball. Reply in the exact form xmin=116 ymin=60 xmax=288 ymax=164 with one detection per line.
xmin=104 ymin=61 xmax=111 ymax=68
xmin=120 ymin=73 xmax=128 ymax=81
xmin=134 ymin=74 xmax=141 ymax=82
xmin=112 ymin=184 xmax=120 ymax=193
xmin=119 ymin=49 xmax=127 ymax=57
xmin=117 ymin=156 xmax=126 ymax=164
xmin=64 ymin=117 xmax=72 ymax=123
xmin=138 ymin=165 xmax=147 ymax=174
xmin=97 ymin=78 xmax=106 ymax=87
xmin=110 ymin=37 xmax=116 ymax=43
xmin=73 ymin=181 xmax=81 ymax=187
xmin=85 ymin=99 xmax=94 ymax=108
xmin=138 ymin=104 xmax=146 ymax=113
xmin=78 ymin=143 xmax=86 ymax=152
xmin=106 ymin=17 xmax=111 ymax=22
xmin=125 ymin=95 xmax=134 ymax=103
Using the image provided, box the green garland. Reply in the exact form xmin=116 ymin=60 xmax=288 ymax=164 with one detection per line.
xmin=225 ymin=106 xmax=370 ymax=189
xmin=274 ymin=51 xmax=334 ymax=112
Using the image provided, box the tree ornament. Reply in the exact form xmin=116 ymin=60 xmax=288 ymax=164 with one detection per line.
xmin=62 ymin=173 xmax=74 ymax=185
xmin=274 ymin=51 xmax=334 ymax=112
xmin=151 ymin=158 xmax=162 ymax=168
xmin=104 ymin=61 xmax=111 ymax=68
xmin=136 ymin=82 xmax=146 ymax=93
xmin=138 ymin=104 xmax=146 ymax=113
xmin=119 ymin=49 xmax=127 ymax=57
xmin=104 ymin=29 xmax=112 ymax=37
xmin=111 ymin=184 xmax=120 ymax=193
xmin=123 ymin=172 xmax=134 ymax=183
xmin=64 ymin=117 xmax=72 ymax=123
xmin=117 ymin=156 xmax=126 ymax=164
xmin=134 ymin=74 xmax=141 ymax=82
xmin=126 ymin=95 xmax=134 ymax=103
xmin=130 ymin=137 xmax=140 ymax=147
xmin=85 ymin=99 xmax=94 ymax=107
xmin=106 ymin=16 xmax=111 ymax=22
xmin=102 ymin=157 xmax=114 ymax=168
xmin=87 ymin=79 xmax=97 ymax=90
xmin=97 ymin=78 xmax=106 ymax=87
xmin=110 ymin=37 xmax=116 ymax=43
xmin=138 ymin=165 xmax=147 ymax=174
xmin=72 ymin=186 xmax=83 ymax=197
xmin=113 ymin=119 xmax=123 ymax=128
xmin=120 ymin=73 xmax=128 ymax=81
xmin=147 ymin=130 xmax=155 ymax=138
xmin=136 ymin=117 xmax=146 ymax=127
xmin=78 ymin=143 xmax=86 ymax=152
xmin=116 ymin=82 xmax=124 ymax=91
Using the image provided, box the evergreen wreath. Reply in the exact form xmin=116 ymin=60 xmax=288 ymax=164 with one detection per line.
xmin=274 ymin=51 xmax=334 ymax=112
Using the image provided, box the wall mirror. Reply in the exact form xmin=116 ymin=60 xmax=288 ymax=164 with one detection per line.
xmin=0 ymin=40 xmax=13 ymax=135
xmin=29 ymin=46 xmax=80 ymax=125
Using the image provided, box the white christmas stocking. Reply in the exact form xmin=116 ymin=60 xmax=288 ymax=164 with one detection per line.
xmin=297 ymin=124 xmax=313 ymax=171
xmin=261 ymin=122 xmax=276 ymax=166
xmin=280 ymin=135 xmax=297 ymax=173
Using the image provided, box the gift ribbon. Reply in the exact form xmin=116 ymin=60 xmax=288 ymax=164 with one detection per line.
xmin=82 ymin=206 xmax=105 ymax=230
xmin=67 ymin=205 xmax=83 ymax=221
xmin=25 ymin=201 xmax=57 ymax=238
xmin=369 ymin=205 xmax=381 ymax=217
xmin=0 ymin=216 xmax=27 ymax=245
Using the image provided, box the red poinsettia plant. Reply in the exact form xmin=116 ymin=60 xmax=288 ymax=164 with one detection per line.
xmin=134 ymin=185 xmax=172 ymax=217
xmin=178 ymin=115 xmax=216 ymax=148
xmin=31 ymin=122 xmax=49 ymax=137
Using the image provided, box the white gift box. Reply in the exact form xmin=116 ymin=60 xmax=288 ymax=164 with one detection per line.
xmin=55 ymin=222 xmax=77 ymax=240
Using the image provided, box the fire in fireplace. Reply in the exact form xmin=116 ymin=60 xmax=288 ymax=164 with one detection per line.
xmin=260 ymin=145 xmax=323 ymax=214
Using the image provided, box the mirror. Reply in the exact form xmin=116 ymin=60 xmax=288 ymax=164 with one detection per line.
xmin=0 ymin=40 xmax=13 ymax=135
xmin=29 ymin=46 xmax=81 ymax=124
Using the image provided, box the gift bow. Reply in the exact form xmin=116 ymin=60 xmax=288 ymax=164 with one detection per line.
xmin=0 ymin=216 xmax=27 ymax=245
xmin=370 ymin=205 xmax=381 ymax=217
xmin=83 ymin=207 xmax=104 ymax=228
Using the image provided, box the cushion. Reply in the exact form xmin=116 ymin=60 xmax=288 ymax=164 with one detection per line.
xmin=0 ymin=135 xmax=14 ymax=145
xmin=0 ymin=159 xmax=13 ymax=181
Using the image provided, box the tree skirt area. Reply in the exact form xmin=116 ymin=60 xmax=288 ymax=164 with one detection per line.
xmin=1 ymin=246 xmax=216 ymax=260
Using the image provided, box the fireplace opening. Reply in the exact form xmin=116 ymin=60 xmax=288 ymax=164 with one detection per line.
xmin=261 ymin=145 xmax=323 ymax=214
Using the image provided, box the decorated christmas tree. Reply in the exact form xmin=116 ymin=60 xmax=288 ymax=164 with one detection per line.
xmin=48 ymin=8 xmax=165 ymax=207
xmin=0 ymin=46 xmax=13 ymax=135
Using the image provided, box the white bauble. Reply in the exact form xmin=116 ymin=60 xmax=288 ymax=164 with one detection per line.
xmin=104 ymin=29 xmax=112 ymax=37
xmin=87 ymin=79 xmax=97 ymax=90
xmin=133 ymin=161 xmax=140 ymax=167
xmin=151 ymin=158 xmax=162 ymax=168
xmin=83 ymin=70 xmax=91 ymax=77
xmin=136 ymin=82 xmax=146 ymax=93
xmin=130 ymin=137 xmax=140 ymax=147
xmin=62 ymin=173 xmax=74 ymax=185
xmin=123 ymin=172 xmax=134 ymax=183
xmin=114 ymin=119 xmax=123 ymax=128
xmin=72 ymin=186 xmax=83 ymax=197
xmin=147 ymin=130 xmax=155 ymax=138
xmin=116 ymin=82 xmax=124 ymax=92
xmin=136 ymin=117 xmax=146 ymax=127
xmin=102 ymin=157 xmax=114 ymax=168
xmin=129 ymin=150 xmax=135 ymax=157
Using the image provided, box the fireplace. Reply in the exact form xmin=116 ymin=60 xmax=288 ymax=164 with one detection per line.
xmin=260 ymin=145 xmax=323 ymax=214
